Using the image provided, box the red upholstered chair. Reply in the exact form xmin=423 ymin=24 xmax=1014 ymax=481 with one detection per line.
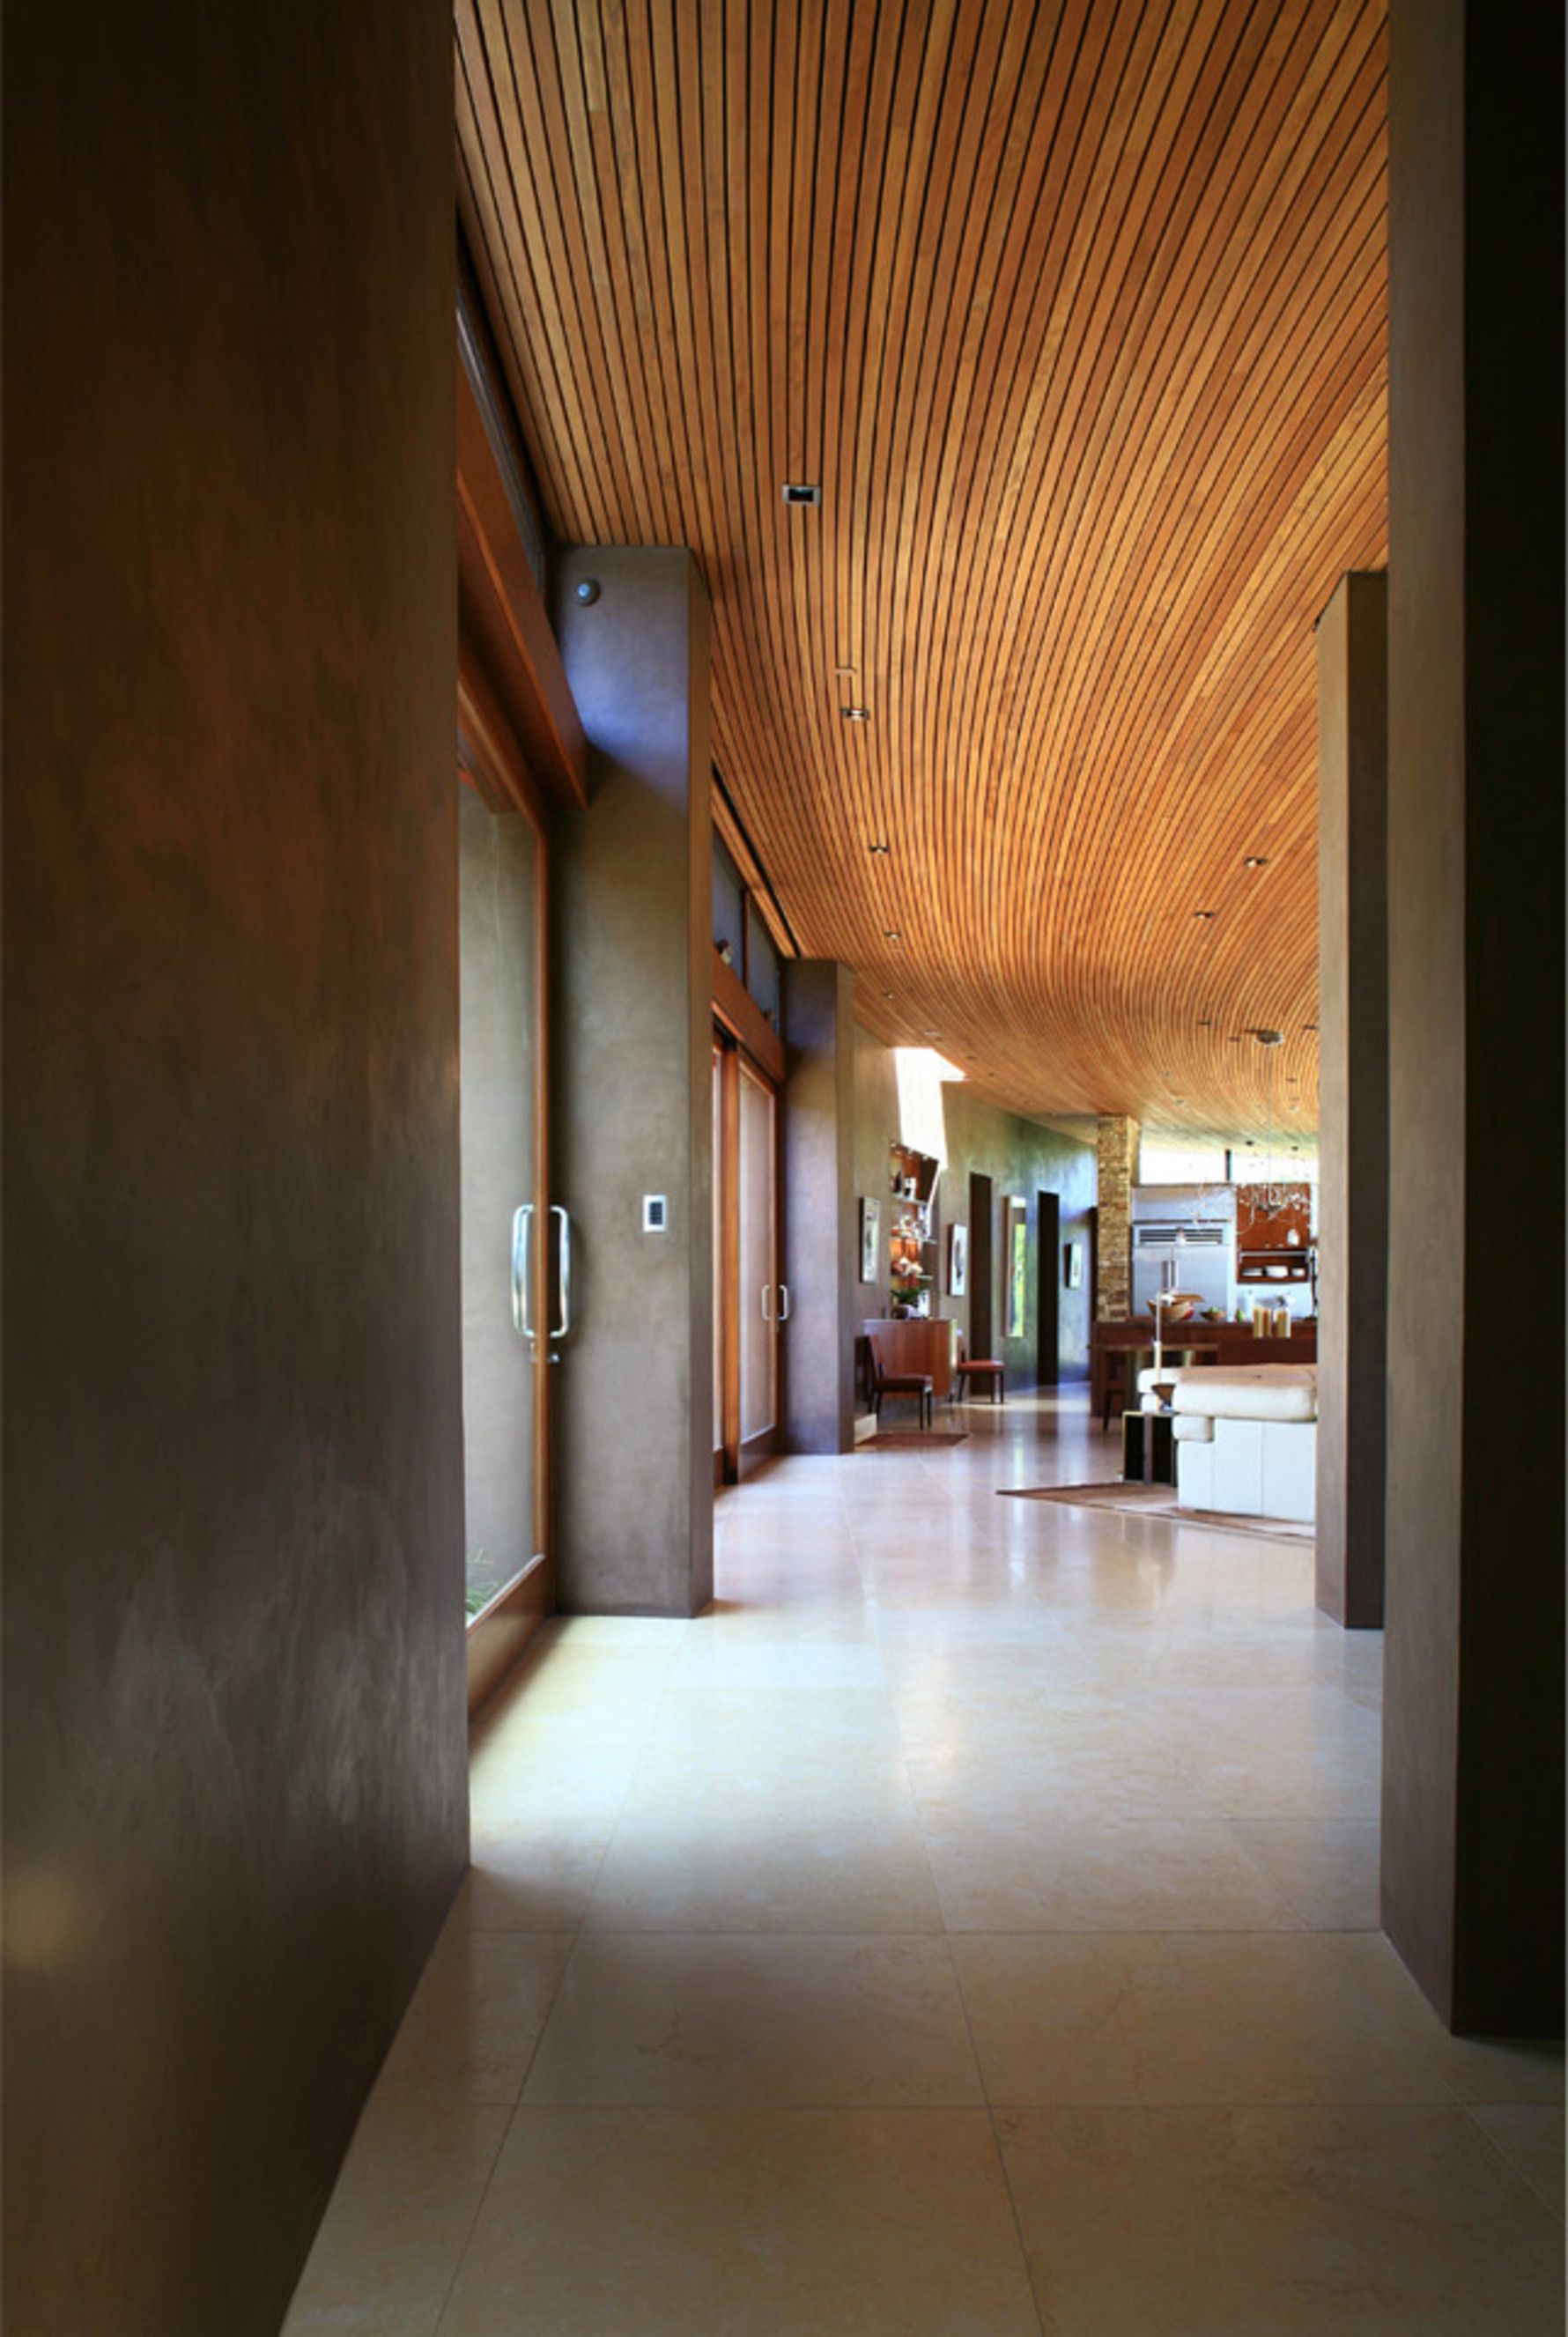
xmin=866 ymin=1326 xmax=934 ymax=1430
xmin=954 ymin=1331 xmax=1004 ymax=1404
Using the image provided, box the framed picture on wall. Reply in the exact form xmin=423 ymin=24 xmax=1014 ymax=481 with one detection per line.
xmin=1006 ymin=1199 xmax=1027 ymax=1337
xmin=1064 ymin=1239 xmax=1084 ymax=1290
xmin=947 ymin=1223 xmax=967 ymax=1297
xmin=859 ymin=1196 xmax=881 ymax=1284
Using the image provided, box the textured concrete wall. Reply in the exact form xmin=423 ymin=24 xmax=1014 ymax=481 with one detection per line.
xmin=2 ymin=9 xmax=465 ymax=2331
xmin=1382 ymin=0 xmax=1564 ymax=2033
xmin=1314 ymin=573 xmax=1388 ymax=1630
xmin=1094 ymin=1116 xmax=1142 ymax=1319
xmin=783 ymin=963 xmax=858 ymax=1453
xmin=551 ymin=549 xmax=714 ymax=1615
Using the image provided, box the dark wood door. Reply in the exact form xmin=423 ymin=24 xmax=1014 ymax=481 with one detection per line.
xmin=968 ymin=1172 xmax=995 ymax=1360
xmin=1037 ymin=1191 xmax=1061 ymax=1385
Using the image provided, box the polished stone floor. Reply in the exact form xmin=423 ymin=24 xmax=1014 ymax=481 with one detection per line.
xmin=284 ymin=1392 xmax=1564 ymax=2335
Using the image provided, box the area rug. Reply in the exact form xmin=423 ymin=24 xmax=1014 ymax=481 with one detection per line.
xmin=861 ymin=1431 xmax=970 ymax=1449
xmin=998 ymin=1481 xmax=1313 ymax=1544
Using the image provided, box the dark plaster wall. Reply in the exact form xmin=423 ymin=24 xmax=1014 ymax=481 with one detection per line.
xmin=849 ymin=1025 xmax=1095 ymax=1387
xmin=1314 ymin=572 xmax=1387 ymax=1630
xmin=1382 ymin=0 xmax=1564 ymax=2033
xmin=3 ymin=7 xmax=465 ymax=2331
xmin=782 ymin=963 xmax=858 ymax=1453
xmin=550 ymin=548 xmax=714 ymax=1616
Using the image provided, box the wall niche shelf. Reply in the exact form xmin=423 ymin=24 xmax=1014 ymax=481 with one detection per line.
xmin=889 ymin=1143 xmax=940 ymax=1317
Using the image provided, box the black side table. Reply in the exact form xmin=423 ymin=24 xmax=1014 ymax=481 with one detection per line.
xmin=1121 ymin=1407 xmax=1175 ymax=1485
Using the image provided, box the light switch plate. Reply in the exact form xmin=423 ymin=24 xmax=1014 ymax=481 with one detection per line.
xmin=643 ymin=1194 xmax=669 ymax=1233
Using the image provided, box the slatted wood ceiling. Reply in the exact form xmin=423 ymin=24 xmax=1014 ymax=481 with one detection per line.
xmin=456 ymin=0 xmax=1387 ymax=1140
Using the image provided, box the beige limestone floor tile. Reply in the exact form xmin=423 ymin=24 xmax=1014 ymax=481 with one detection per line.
xmin=436 ymin=2107 xmax=1040 ymax=2336
xmin=1425 ymin=2030 xmax=1565 ymax=2106
xmin=583 ymin=1801 xmax=944 ymax=1934
xmin=524 ymin=1933 xmax=982 ymax=2107
xmin=1232 ymin=1816 xmax=1382 ymax=1929
xmin=1471 ymin=2104 xmax=1566 ymax=2218
xmin=374 ymin=1927 xmax=575 ymax=2107
xmin=669 ymin=1636 xmax=886 ymax=1690
xmin=915 ymin=1802 xmax=1304 ymax=1932
xmin=956 ymin=1931 xmax=1457 ymax=2106
xmin=282 ymin=2096 xmax=510 ymax=2337
xmin=998 ymin=2103 xmax=1564 ymax=2335
xmin=448 ymin=1835 xmax=611 ymax=1934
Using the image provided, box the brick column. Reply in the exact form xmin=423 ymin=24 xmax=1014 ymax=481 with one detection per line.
xmin=1095 ymin=1115 xmax=1140 ymax=1320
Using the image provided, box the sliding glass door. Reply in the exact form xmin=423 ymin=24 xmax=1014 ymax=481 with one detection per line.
xmin=713 ymin=1035 xmax=784 ymax=1480
xmin=458 ymin=777 xmax=551 ymax=1682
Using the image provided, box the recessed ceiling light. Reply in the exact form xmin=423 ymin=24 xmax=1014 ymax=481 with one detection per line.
xmin=1303 ymin=1023 xmax=1318 ymax=1032
xmin=1194 ymin=909 xmax=1216 ymax=921
xmin=923 ymin=1028 xmax=941 ymax=1038
xmin=884 ymin=929 xmax=901 ymax=942
xmin=1244 ymin=855 xmax=1268 ymax=869
xmin=868 ymin=840 xmax=891 ymax=854
xmin=1197 ymin=1017 xmax=1212 ymax=1028
xmin=882 ymin=989 xmax=894 ymax=999
xmin=842 ymin=706 xmax=871 ymax=722
xmin=781 ymin=483 xmax=821 ymax=507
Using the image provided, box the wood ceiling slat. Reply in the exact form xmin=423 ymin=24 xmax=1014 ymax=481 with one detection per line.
xmin=458 ymin=0 xmax=1388 ymax=1140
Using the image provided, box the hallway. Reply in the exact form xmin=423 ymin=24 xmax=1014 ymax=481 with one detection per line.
xmin=285 ymin=1397 xmax=1564 ymax=2334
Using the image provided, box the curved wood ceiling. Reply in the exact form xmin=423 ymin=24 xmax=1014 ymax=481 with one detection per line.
xmin=456 ymin=0 xmax=1387 ymax=1142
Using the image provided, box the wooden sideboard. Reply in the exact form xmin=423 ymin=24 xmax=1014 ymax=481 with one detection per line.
xmin=859 ymin=1316 xmax=958 ymax=1405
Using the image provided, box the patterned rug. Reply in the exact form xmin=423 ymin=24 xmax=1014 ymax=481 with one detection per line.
xmin=998 ymin=1481 xmax=1313 ymax=1543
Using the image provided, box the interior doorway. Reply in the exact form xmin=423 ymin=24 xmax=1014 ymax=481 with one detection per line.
xmin=968 ymin=1172 xmax=995 ymax=1360
xmin=1037 ymin=1191 xmax=1061 ymax=1385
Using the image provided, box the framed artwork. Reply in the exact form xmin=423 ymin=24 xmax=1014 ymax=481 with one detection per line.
xmin=1006 ymin=1199 xmax=1028 ymax=1337
xmin=1064 ymin=1239 xmax=1084 ymax=1290
xmin=947 ymin=1222 xmax=967 ymax=1297
xmin=859 ymin=1196 xmax=881 ymax=1284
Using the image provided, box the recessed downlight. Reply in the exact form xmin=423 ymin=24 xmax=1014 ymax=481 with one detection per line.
xmin=1244 ymin=854 xmax=1268 ymax=869
xmin=1193 ymin=908 xmax=1216 ymax=921
xmin=868 ymin=840 xmax=891 ymax=855
xmin=884 ymin=928 xmax=902 ymax=942
xmin=781 ymin=482 xmax=821 ymax=507
xmin=842 ymin=706 xmax=871 ymax=722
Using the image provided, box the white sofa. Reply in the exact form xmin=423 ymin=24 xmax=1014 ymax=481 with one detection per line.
xmin=1138 ymin=1364 xmax=1317 ymax=1525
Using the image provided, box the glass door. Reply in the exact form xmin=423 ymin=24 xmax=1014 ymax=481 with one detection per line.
xmin=458 ymin=779 xmax=551 ymax=1670
xmin=713 ymin=1035 xmax=784 ymax=1482
xmin=737 ymin=1058 xmax=780 ymax=1473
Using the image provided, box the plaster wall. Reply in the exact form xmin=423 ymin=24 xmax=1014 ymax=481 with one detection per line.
xmin=3 ymin=8 xmax=465 ymax=2329
xmin=1382 ymin=0 xmax=1564 ymax=2032
xmin=550 ymin=549 xmax=714 ymax=1615
xmin=1314 ymin=572 xmax=1388 ymax=1630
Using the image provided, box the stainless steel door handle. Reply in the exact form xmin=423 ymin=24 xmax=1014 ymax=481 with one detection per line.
xmin=761 ymin=1284 xmax=773 ymax=1323
xmin=511 ymin=1204 xmax=534 ymax=1339
xmin=551 ymin=1204 xmax=572 ymax=1341
xmin=777 ymin=1283 xmax=792 ymax=1321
